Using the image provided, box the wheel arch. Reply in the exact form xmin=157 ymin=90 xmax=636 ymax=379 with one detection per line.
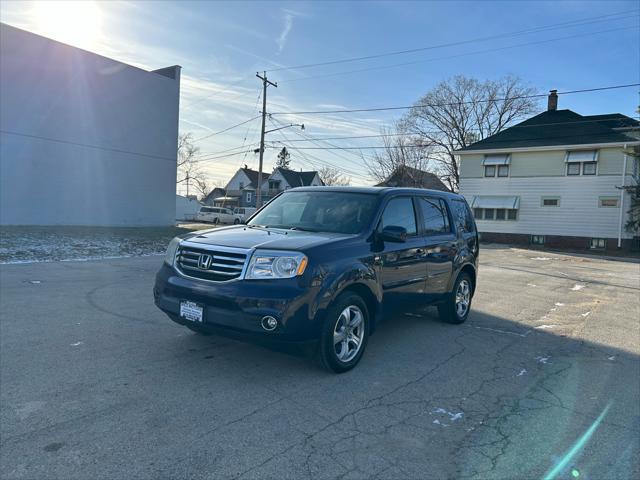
xmin=336 ymin=282 xmax=380 ymax=334
xmin=459 ymin=263 xmax=477 ymax=295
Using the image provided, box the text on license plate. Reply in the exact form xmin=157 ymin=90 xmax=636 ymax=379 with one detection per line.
xmin=180 ymin=301 xmax=203 ymax=322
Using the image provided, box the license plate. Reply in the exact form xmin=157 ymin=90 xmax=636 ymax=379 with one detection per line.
xmin=180 ymin=301 xmax=203 ymax=323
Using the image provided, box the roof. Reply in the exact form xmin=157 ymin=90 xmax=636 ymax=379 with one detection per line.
xmin=375 ymin=166 xmax=450 ymax=192
xmin=276 ymin=168 xmax=321 ymax=187
xmin=457 ymin=109 xmax=640 ymax=152
xmin=240 ymin=167 xmax=261 ymax=187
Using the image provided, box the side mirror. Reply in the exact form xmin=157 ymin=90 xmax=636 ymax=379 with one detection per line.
xmin=380 ymin=225 xmax=407 ymax=243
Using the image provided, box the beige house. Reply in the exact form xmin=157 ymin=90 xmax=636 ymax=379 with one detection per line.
xmin=457 ymin=91 xmax=639 ymax=251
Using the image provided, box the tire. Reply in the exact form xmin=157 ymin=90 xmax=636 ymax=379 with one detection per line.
xmin=438 ymin=272 xmax=473 ymax=324
xmin=234 ymin=218 xmax=240 ymax=225
xmin=212 ymin=217 xmax=219 ymax=225
xmin=317 ymin=292 xmax=369 ymax=373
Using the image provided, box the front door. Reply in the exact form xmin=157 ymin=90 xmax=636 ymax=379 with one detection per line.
xmin=376 ymin=196 xmax=428 ymax=305
xmin=416 ymin=196 xmax=455 ymax=296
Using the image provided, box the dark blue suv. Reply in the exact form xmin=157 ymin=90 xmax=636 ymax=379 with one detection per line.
xmin=154 ymin=187 xmax=478 ymax=372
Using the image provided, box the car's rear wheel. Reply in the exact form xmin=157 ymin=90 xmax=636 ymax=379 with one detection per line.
xmin=234 ymin=218 xmax=240 ymax=225
xmin=317 ymin=293 xmax=369 ymax=373
xmin=212 ymin=217 xmax=219 ymax=225
xmin=438 ymin=272 xmax=473 ymax=324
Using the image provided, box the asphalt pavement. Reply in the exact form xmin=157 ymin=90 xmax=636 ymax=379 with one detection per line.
xmin=1 ymin=246 xmax=639 ymax=479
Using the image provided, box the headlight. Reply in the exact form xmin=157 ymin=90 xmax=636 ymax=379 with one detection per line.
xmin=246 ymin=250 xmax=308 ymax=279
xmin=164 ymin=237 xmax=181 ymax=266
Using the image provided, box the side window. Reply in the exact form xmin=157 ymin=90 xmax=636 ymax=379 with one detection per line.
xmin=450 ymin=199 xmax=475 ymax=233
xmin=418 ymin=197 xmax=450 ymax=234
xmin=379 ymin=197 xmax=417 ymax=235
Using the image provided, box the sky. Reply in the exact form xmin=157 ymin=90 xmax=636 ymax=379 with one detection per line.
xmin=1 ymin=0 xmax=639 ymax=191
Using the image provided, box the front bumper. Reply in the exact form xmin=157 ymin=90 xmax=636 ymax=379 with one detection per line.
xmin=153 ymin=263 xmax=322 ymax=341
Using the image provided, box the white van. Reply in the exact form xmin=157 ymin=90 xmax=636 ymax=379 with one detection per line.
xmin=196 ymin=207 xmax=242 ymax=225
xmin=233 ymin=207 xmax=257 ymax=221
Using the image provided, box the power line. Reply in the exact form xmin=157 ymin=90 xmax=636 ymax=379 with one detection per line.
xmin=182 ymin=76 xmax=253 ymax=110
xmin=277 ymin=24 xmax=639 ymax=84
xmin=192 ymin=115 xmax=261 ymax=142
xmin=266 ymin=9 xmax=639 ymax=73
xmin=270 ymin=83 xmax=640 ymax=115
xmin=1 ymin=129 xmax=177 ymax=163
xmin=265 ymin=117 xmax=640 ymax=143
xmin=265 ymin=131 xmax=640 ymax=150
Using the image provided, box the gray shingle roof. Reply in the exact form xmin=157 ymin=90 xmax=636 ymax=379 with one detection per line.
xmin=457 ymin=109 xmax=639 ymax=152
xmin=277 ymin=168 xmax=321 ymax=187
xmin=375 ymin=166 xmax=450 ymax=192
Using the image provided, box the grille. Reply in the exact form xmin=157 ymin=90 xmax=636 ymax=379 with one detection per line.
xmin=176 ymin=245 xmax=248 ymax=282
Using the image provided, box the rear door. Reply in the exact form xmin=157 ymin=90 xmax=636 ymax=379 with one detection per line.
xmin=416 ymin=196 xmax=455 ymax=296
xmin=376 ymin=196 xmax=428 ymax=303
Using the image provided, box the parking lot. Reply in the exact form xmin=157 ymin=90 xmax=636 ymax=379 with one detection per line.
xmin=1 ymin=246 xmax=639 ymax=479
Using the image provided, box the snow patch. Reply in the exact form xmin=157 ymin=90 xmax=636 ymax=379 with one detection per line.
xmin=70 ymin=342 xmax=83 ymax=347
xmin=535 ymin=324 xmax=558 ymax=330
xmin=571 ymin=284 xmax=586 ymax=291
xmin=527 ymin=283 xmax=537 ymax=287
xmin=581 ymin=311 xmax=591 ymax=317
xmin=555 ymin=302 xmax=565 ymax=307
xmin=535 ymin=356 xmax=550 ymax=364
xmin=517 ymin=369 xmax=527 ymax=377
xmin=531 ymin=257 xmax=551 ymax=261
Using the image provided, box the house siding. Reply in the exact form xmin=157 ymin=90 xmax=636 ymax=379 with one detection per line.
xmin=460 ymin=175 xmax=633 ymax=239
xmin=459 ymin=147 xmax=631 ymax=179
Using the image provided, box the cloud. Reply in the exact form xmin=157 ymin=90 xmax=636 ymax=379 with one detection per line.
xmin=276 ymin=11 xmax=294 ymax=54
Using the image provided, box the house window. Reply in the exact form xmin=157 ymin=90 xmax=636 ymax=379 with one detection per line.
xmin=599 ymin=197 xmax=619 ymax=208
xmin=239 ymin=182 xmax=244 ymax=189
xmin=541 ymin=197 xmax=560 ymax=207
xmin=507 ymin=209 xmax=518 ymax=220
xmin=483 ymin=208 xmax=495 ymax=220
xmin=246 ymin=192 xmax=252 ymax=203
xmin=497 ymin=165 xmax=510 ymax=177
xmin=531 ymin=235 xmax=545 ymax=245
xmin=565 ymin=150 xmax=598 ymax=176
xmin=590 ymin=238 xmax=606 ymax=249
xmin=484 ymin=165 xmax=496 ymax=177
xmin=495 ymin=209 xmax=506 ymax=220
xmin=473 ymin=208 xmax=518 ymax=221
xmin=473 ymin=208 xmax=482 ymax=219
xmin=566 ymin=163 xmax=581 ymax=176
xmin=582 ymin=162 xmax=597 ymax=175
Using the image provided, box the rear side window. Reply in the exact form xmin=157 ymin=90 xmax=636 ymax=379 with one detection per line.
xmin=418 ymin=197 xmax=450 ymax=234
xmin=379 ymin=197 xmax=417 ymax=235
xmin=449 ymin=198 xmax=475 ymax=233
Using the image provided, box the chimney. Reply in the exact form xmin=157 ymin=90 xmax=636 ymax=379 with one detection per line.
xmin=548 ymin=89 xmax=558 ymax=111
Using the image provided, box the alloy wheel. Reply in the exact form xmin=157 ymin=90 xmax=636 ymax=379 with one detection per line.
xmin=333 ymin=305 xmax=365 ymax=363
xmin=455 ymin=279 xmax=471 ymax=318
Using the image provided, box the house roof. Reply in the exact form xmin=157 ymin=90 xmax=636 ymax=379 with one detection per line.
xmin=276 ymin=168 xmax=321 ymax=187
xmin=375 ymin=166 xmax=450 ymax=192
xmin=239 ymin=167 xmax=261 ymax=187
xmin=457 ymin=109 xmax=639 ymax=152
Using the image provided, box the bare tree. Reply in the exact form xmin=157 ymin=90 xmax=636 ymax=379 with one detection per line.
xmin=177 ymin=133 xmax=211 ymax=198
xmin=400 ymin=75 xmax=539 ymax=190
xmin=366 ymin=126 xmax=433 ymax=184
xmin=318 ymin=166 xmax=351 ymax=186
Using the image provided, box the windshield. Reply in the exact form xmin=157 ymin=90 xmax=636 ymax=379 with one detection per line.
xmin=248 ymin=191 xmax=379 ymax=234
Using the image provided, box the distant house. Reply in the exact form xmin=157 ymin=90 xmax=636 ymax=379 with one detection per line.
xmin=456 ymin=90 xmax=640 ymax=251
xmin=216 ymin=165 xmax=323 ymax=208
xmin=201 ymin=187 xmax=226 ymax=206
xmin=264 ymin=168 xmax=324 ymax=196
xmin=375 ymin=166 xmax=450 ymax=191
xmin=175 ymin=195 xmax=201 ymax=221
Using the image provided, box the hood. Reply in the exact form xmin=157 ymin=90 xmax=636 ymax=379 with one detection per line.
xmin=181 ymin=225 xmax=354 ymax=251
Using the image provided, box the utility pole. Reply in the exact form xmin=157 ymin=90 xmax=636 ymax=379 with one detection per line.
xmin=256 ymin=71 xmax=277 ymax=208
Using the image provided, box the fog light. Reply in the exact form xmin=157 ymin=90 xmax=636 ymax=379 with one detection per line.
xmin=261 ymin=316 xmax=278 ymax=331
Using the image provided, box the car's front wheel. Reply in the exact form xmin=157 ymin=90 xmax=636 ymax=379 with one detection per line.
xmin=317 ymin=293 xmax=369 ymax=373
xmin=234 ymin=218 xmax=241 ymax=225
xmin=438 ymin=272 xmax=473 ymax=324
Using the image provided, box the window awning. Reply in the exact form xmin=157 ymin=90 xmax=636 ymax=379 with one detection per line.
xmin=565 ymin=150 xmax=598 ymax=163
xmin=471 ymin=196 xmax=520 ymax=209
xmin=483 ymin=154 xmax=511 ymax=165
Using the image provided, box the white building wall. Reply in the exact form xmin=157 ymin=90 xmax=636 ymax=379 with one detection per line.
xmin=225 ymin=170 xmax=252 ymax=191
xmin=0 ymin=24 xmax=181 ymax=226
xmin=460 ymin=176 xmax=633 ymax=239
xmin=175 ymin=195 xmax=201 ymax=221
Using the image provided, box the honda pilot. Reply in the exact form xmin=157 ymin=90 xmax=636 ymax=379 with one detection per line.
xmin=154 ymin=187 xmax=478 ymax=372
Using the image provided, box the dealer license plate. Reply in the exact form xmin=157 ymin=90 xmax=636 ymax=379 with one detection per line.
xmin=180 ymin=301 xmax=203 ymax=323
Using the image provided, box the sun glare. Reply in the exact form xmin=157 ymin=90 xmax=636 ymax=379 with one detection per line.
xmin=30 ymin=1 xmax=102 ymax=50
